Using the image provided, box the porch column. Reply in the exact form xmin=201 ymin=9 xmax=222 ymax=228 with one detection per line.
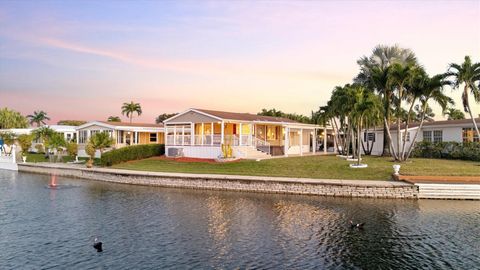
xmin=191 ymin=123 xmax=194 ymax=145
xmin=135 ymin=131 xmax=138 ymax=144
xmin=181 ymin=126 xmax=185 ymax=145
xmin=210 ymin=123 xmax=214 ymax=146
xmin=323 ymin=126 xmax=327 ymax=154
xmin=333 ymin=131 xmax=337 ymax=153
xmin=239 ymin=123 xmax=243 ymax=146
xmin=221 ymin=121 xmax=225 ymax=144
xmin=300 ymin=128 xmax=303 ymax=156
xmin=284 ymin=127 xmax=289 ymax=156
xmin=87 ymin=130 xmax=91 ymax=142
xmin=76 ymin=131 xmax=79 ymax=143
xmin=201 ymin=123 xmax=204 ymax=145
xmin=173 ymin=126 xmax=177 ymax=146
xmin=312 ymin=129 xmax=316 ymax=153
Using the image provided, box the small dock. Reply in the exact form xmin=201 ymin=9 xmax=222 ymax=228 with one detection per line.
xmin=398 ymin=175 xmax=480 ymax=200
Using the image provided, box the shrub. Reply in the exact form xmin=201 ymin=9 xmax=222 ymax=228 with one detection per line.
xmin=35 ymin=144 xmax=45 ymax=153
xmin=66 ymin=142 xmax=78 ymax=157
xmin=100 ymin=144 xmax=165 ymax=166
xmin=17 ymin=134 xmax=33 ymax=154
xmin=412 ymin=141 xmax=480 ymax=161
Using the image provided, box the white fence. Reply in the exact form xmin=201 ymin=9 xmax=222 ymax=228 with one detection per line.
xmin=0 ymin=145 xmax=18 ymax=171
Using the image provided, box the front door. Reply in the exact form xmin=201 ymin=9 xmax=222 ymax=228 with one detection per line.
xmin=233 ymin=124 xmax=237 ymax=135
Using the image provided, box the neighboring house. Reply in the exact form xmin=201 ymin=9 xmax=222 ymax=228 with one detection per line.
xmin=163 ymin=108 xmax=322 ymax=159
xmin=0 ymin=125 xmax=77 ymax=152
xmin=76 ymin=121 xmax=164 ymax=157
xmin=364 ymin=118 xmax=480 ymax=156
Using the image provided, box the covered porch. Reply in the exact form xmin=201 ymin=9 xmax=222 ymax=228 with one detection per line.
xmin=164 ymin=121 xmax=320 ymax=157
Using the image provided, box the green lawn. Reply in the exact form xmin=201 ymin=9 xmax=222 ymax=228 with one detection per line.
xmin=112 ymin=155 xmax=480 ymax=180
xmin=25 ymin=153 xmax=100 ymax=165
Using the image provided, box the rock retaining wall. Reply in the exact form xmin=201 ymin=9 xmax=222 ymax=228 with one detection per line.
xmin=17 ymin=163 xmax=418 ymax=199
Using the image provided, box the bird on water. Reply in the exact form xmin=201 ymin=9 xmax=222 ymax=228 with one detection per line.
xmin=350 ymin=220 xmax=365 ymax=229
xmin=93 ymin=238 xmax=103 ymax=252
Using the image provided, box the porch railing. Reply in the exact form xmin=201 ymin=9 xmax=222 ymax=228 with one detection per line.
xmin=253 ymin=137 xmax=271 ymax=155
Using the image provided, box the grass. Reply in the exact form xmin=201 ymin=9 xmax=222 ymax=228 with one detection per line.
xmin=25 ymin=153 xmax=101 ymax=165
xmin=112 ymin=155 xmax=480 ymax=180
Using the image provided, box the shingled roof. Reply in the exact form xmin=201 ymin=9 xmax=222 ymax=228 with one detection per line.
xmin=194 ymin=108 xmax=299 ymax=123
xmin=97 ymin=121 xmax=163 ymax=128
xmin=389 ymin=118 xmax=480 ymax=130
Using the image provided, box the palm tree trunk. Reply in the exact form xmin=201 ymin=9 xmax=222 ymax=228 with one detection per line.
xmin=357 ymin=119 xmax=362 ymax=166
xmin=464 ymin=86 xmax=480 ymax=138
xmin=401 ymin=102 xmax=416 ymax=160
xmin=384 ymin=116 xmax=398 ymax=159
xmin=405 ymin=102 xmax=428 ymax=160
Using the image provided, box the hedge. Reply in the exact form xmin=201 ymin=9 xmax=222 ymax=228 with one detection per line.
xmin=100 ymin=144 xmax=165 ymax=166
xmin=411 ymin=141 xmax=480 ymax=161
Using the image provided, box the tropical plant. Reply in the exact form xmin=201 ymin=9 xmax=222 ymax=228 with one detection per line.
xmin=414 ymin=104 xmax=435 ymax=122
xmin=32 ymin=126 xmax=55 ymax=143
xmin=0 ymin=108 xmax=28 ymax=129
xmin=356 ymin=44 xmax=417 ymax=156
xmin=57 ymin=120 xmax=86 ymax=126
xmin=66 ymin=141 xmax=78 ymax=157
xmin=107 ymin=116 xmax=121 ymax=122
xmin=88 ymin=131 xmax=114 ymax=154
xmin=44 ymin=132 xmax=66 ymax=152
xmin=0 ymin=131 xmax=15 ymax=148
xmin=121 ymin=101 xmax=142 ymax=123
xmin=443 ymin=107 xmax=465 ymax=120
xmin=35 ymin=144 xmax=44 ymax=154
xmin=350 ymin=85 xmax=383 ymax=165
xmin=27 ymin=110 xmax=50 ymax=127
xmin=17 ymin=134 xmax=33 ymax=155
xmin=155 ymin=113 xmax=177 ymax=124
xmin=445 ymin=56 xmax=480 ymax=138
xmin=85 ymin=142 xmax=96 ymax=167
xmin=258 ymin=108 xmax=311 ymax=123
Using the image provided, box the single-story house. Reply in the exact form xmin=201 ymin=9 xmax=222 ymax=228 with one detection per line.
xmin=0 ymin=125 xmax=77 ymax=153
xmin=364 ymin=118 xmax=480 ymax=156
xmin=163 ymin=108 xmax=323 ymax=159
xmin=76 ymin=121 xmax=164 ymax=157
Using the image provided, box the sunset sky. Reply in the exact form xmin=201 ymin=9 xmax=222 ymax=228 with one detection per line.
xmin=1 ymin=1 xmax=479 ymax=124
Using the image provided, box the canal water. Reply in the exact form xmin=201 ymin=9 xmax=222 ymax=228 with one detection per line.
xmin=0 ymin=171 xmax=479 ymax=269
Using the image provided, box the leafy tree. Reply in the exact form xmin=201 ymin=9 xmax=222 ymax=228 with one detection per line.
xmin=27 ymin=110 xmax=50 ymax=127
xmin=57 ymin=120 xmax=86 ymax=126
xmin=44 ymin=132 xmax=66 ymax=152
xmin=17 ymin=134 xmax=33 ymax=155
xmin=445 ymin=56 xmax=480 ymax=138
xmin=443 ymin=107 xmax=465 ymax=120
xmin=0 ymin=131 xmax=15 ymax=145
xmin=155 ymin=113 xmax=177 ymax=124
xmin=0 ymin=108 xmax=28 ymax=129
xmin=121 ymin=101 xmax=142 ymax=123
xmin=32 ymin=126 xmax=55 ymax=143
xmin=107 ymin=116 xmax=121 ymax=122
xmin=258 ymin=108 xmax=311 ymax=123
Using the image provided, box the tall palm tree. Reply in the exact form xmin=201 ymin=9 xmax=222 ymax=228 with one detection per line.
xmin=350 ymin=85 xmax=382 ymax=165
xmin=27 ymin=110 xmax=50 ymax=127
xmin=442 ymin=107 xmax=465 ymax=120
xmin=356 ymin=44 xmax=417 ymax=156
xmin=405 ymin=74 xmax=453 ymax=160
xmin=445 ymin=56 xmax=480 ymax=138
xmin=121 ymin=102 xmax=142 ymax=123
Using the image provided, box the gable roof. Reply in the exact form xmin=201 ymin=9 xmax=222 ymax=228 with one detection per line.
xmin=77 ymin=121 xmax=163 ymax=130
xmin=193 ymin=108 xmax=299 ymax=123
xmin=97 ymin=121 xmax=163 ymax=128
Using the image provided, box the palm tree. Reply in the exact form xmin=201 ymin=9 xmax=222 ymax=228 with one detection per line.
xmin=414 ymin=104 xmax=435 ymax=122
xmin=121 ymin=102 xmax=142 ymax=123
xmin=405 ymin=74 xmax=453 ymax=160
xmin=89 ymin=131 xmax=114 ymax=154
xmin=445 ymin=56 xmax=480 ymax=138
xmin=443 ymin=107 xmax=465 ymax=120
xmin=350 ymin=85 xmax=382 ymax=166
xmin=107 ymin=116 xmax=121 ymax=122
xmin=356 ymin=44 xmax=417 ymax=156
xmin=27 ymin=110 xmax=50 ymax=127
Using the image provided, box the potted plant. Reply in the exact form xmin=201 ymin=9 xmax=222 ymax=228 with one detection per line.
xmin=85 ymin=142 xmax=95 ymax=168
xmin=66 ymin=141 xmax=78 ymax=162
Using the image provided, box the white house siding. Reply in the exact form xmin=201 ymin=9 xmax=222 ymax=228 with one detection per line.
xmin=165 ymin=146 xmax=222 ymax=159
